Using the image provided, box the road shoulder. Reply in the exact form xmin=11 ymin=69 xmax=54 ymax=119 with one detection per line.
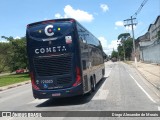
xmin=0 ymin=80 xmax=30 ymax=91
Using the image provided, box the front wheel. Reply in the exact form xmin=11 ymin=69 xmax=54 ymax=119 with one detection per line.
xmin=91 ymin=77 xmax=96 ymax=92
xmin=102 ymin=69 xmax=105 ymax=76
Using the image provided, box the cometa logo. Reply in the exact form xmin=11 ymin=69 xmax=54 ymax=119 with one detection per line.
xmin=34 ymin=46 xmax=67 ymax=54
xmin=45 ymin=25 xmax=54 ymax=36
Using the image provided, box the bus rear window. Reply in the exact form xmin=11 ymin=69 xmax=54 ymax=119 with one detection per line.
xmin=28 ymin=21 xmax=73 ymax=40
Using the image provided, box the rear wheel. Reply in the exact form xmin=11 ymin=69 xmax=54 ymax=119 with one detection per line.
xmin=87 ymin=77 xmax=94 ymax=95
xmin=102 ymin=69 xmax=105 ymax=76
xmin=92 ymin=76 xmax=96 ymax=92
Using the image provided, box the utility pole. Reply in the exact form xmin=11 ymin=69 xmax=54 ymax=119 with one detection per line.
xmin=124 ymin=16 xmax=137 ymax=67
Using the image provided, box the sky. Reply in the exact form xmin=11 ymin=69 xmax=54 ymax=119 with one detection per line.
xmin=0 ymin=0 xmax=159 ymax=55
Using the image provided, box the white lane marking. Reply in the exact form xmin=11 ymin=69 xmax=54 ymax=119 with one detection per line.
xmin=104 ymin=67 xmax=113 ymax=78
xmin=129 ymin=73 xmax=156 ymax=103
xmin=107 ymin=68 xmax=112 ymax=77
xmin=27 ymin=99 xmax=47 ymax=104
xmin=158 ymin=106 xmax=160 ymax=111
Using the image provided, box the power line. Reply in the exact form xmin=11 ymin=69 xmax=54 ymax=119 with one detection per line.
xmin=135 ymin=26 xmax=148 ymax=37
xmin=132 ymin=0 xmax=149 ymax=17
xmin=123 ymin=0 xmax=149 ymax=66
xmin=135 ymin=18 xmax=158 ymax=36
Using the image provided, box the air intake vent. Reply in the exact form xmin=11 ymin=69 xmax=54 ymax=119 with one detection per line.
xmin=33 ymin=54 xmax=72 ymax=76
xmin=57 ymin=76 xmax=72 ymax=85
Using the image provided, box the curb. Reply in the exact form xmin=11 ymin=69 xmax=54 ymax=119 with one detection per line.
xmin=130 ymin=63 xmax=160 ymax=91
xmin=0 ymin=80 xmax=31 ymax=91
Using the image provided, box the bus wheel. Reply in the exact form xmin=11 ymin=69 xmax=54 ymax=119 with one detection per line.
xmin=92 ymin=76 xmax=96 ymax=92
xmin=87 ymin=80 xmax=92 ymax=95
xmin=102 ymin=69 xmax=105 ymax=76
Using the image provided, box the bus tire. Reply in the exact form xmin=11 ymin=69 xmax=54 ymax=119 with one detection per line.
xmin=92 ymin=76 xmax=96 ymax=92
xmin=87 ymin=79 xmax=93 ymax=95
xmin=102 ymin=69 xmax=105 ymax=76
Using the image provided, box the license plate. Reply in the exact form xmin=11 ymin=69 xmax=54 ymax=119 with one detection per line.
xmin=52 ymin=93 xmax=61 ymax=96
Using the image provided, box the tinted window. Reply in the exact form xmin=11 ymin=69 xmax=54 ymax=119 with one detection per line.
xmin=28 ymin=22 xmax=73 ymax=40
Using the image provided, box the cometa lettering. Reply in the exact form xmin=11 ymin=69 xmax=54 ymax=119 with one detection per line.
xmin=35 ymin=46 xmax=67 ymax=54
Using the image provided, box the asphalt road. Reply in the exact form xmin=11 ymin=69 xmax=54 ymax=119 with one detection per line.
xmin=0 ymin=61 xmax=160 ymax=119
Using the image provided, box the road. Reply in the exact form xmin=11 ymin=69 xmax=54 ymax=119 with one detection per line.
xmin=0 ymin=61 xmax=160 ymax=119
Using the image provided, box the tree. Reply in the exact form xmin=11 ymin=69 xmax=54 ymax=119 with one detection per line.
xmin=118 ymin=33 xmax=130 ymax=40
xmin=117 ymin=33 xmax=133 ymax=60
xmin=1 ymin=36 xmax=28 ymax=72
xmin=117 ymin=45 xmax=124 ymax=60
xmin=0 ymin=42 xmax=11 ymax=73
xmin=111 ymin=50 xmax=118 ymax=58
xmin=124 ymin=38 xmax=133 ymax=60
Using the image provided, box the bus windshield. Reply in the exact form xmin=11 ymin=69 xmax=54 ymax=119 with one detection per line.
xmin=28 ymin=21 xmax=73 ymax=41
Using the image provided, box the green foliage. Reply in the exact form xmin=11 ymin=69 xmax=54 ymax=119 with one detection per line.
xmin=124 ymin=38 xmax=133 ymax=60
xmin=117 ymin=45 xmax=124 ymax=60
xmin=0 ymin=42 xmax=11 ymax=72
xmin=9 ymin=37 xmax=28 ymax=71
xmin=117 ymin=33 xmax=133 ymax=60
xmin=0 ymin=36 xmax=28 ymax=72
xmin=118 ymin=33 xmax=130 ymax=40
xmin=111 ymin=50 xmax=118 ymax=58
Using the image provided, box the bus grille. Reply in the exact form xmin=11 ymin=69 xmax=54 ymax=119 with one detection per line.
xmin=57 ymin=76 xmax=72 ymax=85
xmin=33 ymin=54 xmax=72 ymax=76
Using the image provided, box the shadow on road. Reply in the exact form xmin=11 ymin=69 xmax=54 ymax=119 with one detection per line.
xmin=36 ymin=77 xmax=108 ymax=107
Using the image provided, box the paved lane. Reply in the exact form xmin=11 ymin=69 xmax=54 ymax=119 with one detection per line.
xmin=0 ymin=61 xmax=160 ymax=119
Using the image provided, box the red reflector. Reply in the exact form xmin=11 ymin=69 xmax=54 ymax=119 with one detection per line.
xmin=27 ymin=25 xmax=30 ymax=28
xmin=73 ymin=67 xmax=81 ymax=87
xmin=30 ymin=72 xmax=39 ymax=90
xmin=70 ymin=19 xmax=75 ymax=22
xmin=42 ymin=20 xmax=55 ymax=24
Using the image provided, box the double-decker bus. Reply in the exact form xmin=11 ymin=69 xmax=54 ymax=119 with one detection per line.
xmin=26 ymin=18 xmax=105 ymax=99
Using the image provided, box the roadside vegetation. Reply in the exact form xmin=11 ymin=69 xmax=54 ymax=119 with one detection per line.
xmin=0 ymin=73 xmax=30 ymax=87
xmin=111 ymin=33 xmax=133 ymax=61
xmin=0 ymin=36 xmax=29 ymax=87
xmin=0 ymin=36 xmax=28 ymax=73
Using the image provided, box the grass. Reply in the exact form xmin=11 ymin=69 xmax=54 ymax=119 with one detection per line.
xmin=123 ymin=61 xmax=133 ymax=65
xmin=0 ymin=73 xmax=30 ymax=87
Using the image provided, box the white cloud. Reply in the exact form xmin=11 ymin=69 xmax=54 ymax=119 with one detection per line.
xmin=55 ymin=13 xmax=62 ymax=19
xmin=98 ymin=36 xmax=108 ymax=50
xmin=108 ymin=40 xmax=118 ymax=50
xmin=55 ymin=5 xmax=94 ymax=22
xmin=98 ymin=36 xmax=118 ymax=55
xmin=115 ymin=20 xmax=137 ymax=31
xmin=14 ymin=36 xmax=21 ymax=39
xmin=115 ymin=21 xmax=124 ymax=27
xmin=125 ymin=25 xmax=136 ymax=31
xmin=0 ymin=39 xmax=8 ymax=43
xmin=100 ymin=4 xmax=109 ymax=12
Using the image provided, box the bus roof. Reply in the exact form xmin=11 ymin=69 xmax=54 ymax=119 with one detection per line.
xmin=27 ymin=18 xmax=76 ymax=28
